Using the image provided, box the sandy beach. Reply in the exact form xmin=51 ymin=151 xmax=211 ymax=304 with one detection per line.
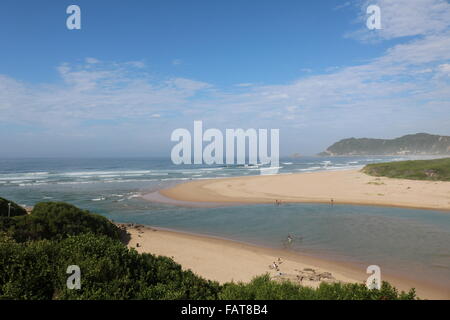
xmin=121 ymin=224 xmax=449 ymax=299
xmin=159 ymin=169 xmax=450 ymax=211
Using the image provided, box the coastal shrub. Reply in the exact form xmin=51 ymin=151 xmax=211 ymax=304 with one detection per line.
xmin=362 ymin=157 xmax=450 ymax=181
xmin=56 ymin=234 xmax=221 ymax=300
xmin=0 ymin=202 xmax=121 ymax=242
xmin=219 ymin=275 xmax=316 ymax=300
xmin=0 ymin=197 xmax=27 ymax=217
xmin=219 ymin=275 xmax=417 ymax=300
xmin=0 ymin=237 xmax=59 ymax=299
xmin=0 ymin=233 xmax=221 ymax=300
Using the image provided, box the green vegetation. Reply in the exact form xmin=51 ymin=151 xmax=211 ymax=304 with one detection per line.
xmin=220 ymin=275 xmax=416 ymax=300
xmin=0 ymin=199 xmax=418 ymax=300
xmin=0 ymin=197 xmax=27 ymax=217
xmin=362 ymin=157 xmax=450 ymax=181
xmin=320 ymin=133 xmax=450 ymax=156
xmin=0 ymin=202 xmax=122 ymax=242
xmin=0 ymin=233 xmax=220 ymax=300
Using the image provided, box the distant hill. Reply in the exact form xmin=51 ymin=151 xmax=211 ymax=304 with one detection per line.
xmin=319 ymin=133 xmax=450 ymax=156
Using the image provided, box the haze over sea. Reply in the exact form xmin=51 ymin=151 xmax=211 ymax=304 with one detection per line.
xmin=0 ymin=155 xmax=449 ymax=291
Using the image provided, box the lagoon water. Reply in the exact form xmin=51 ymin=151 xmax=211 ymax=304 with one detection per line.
xmin=0 ymin=156 xmax=449 ymax=289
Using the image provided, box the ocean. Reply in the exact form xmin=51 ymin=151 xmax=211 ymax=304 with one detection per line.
xmin=0 ymin=156 xmax=449 ymax=290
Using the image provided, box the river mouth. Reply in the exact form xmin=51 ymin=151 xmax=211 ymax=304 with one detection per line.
xmin=1 ymin=157 xmax=449 ymax=298
xmin=106 ymin=200 xmax=450 ymax=296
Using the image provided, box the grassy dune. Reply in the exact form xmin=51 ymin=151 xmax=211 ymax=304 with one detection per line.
xmin=362 ymin=158 xmax=450 ymax=181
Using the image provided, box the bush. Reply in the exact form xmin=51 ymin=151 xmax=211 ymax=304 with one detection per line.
xmin=0 ymin=234 xmax=221 ymax=300
xmin=362 ymin=157 xmax=450 ymax=181
xmin=0 ymin=197 xmax=27 ymax=217
xmin=0 ymin=202 xmax=121 ymax=242
xmin=219 ymin=275 xmax=417 ymax=300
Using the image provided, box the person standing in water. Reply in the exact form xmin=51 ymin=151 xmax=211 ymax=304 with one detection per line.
xmin=287 ymin=234 xmax=293 ymax=243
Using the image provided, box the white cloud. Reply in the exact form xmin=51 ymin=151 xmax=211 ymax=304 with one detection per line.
xmin=334 ymin=1 xmax=352 ymax=11
xmin=0 ymin=60 xmax=214 ymax=128
xmin=169 ymin=78 xmax=212 ymax=91
xmin=348 ymin=0 xmax=450 ymax=41
xmin=438 ymin=63 xmax=450 ymax=74
xmin=378 ymin=33 xmax=450 ymax=65
xmin=85 ymin=57 xmax=100 ymax=64
xmin=2 ymin=35 xmax=449 ymax=139
xmin=285 ymin=106 xmax=298 ymax=112
xmin=126 ymin=61 xmax=146 ymax=68
xmin=172 ymin=59 xmax=182 ymax=66
xmin=235 ymin=83 xmax=254 ymax=87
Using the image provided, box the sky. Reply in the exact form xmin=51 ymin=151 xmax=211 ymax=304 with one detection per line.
xmin=0 ymin=0 xmax=449 ymax=157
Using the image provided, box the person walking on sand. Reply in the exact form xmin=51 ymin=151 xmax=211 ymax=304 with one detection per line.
xmin=271 ymin=262 xmax=279 ymax=271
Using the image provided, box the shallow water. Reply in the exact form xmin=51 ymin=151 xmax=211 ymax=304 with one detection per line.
xmin=105 ymin=200 xmax=450 ymax=288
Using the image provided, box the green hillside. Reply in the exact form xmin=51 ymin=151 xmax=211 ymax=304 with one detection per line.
xmin=362 ymin=157 xmax=450 ymax=181
xmin=320 ymin=133 xmax=450 ymax=156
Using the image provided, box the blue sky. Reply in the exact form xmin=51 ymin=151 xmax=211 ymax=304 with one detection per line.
xmin=1 ymin=1 xmax=388 ymax=84
xmin=1 ymin=0 xmax=450 ymax=157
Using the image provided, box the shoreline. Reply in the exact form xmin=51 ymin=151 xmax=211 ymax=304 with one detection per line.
xmin=158 ymin=169 xmax=450 ymax=211
xmin=119 ymin=223 xmax=449 ymax=299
